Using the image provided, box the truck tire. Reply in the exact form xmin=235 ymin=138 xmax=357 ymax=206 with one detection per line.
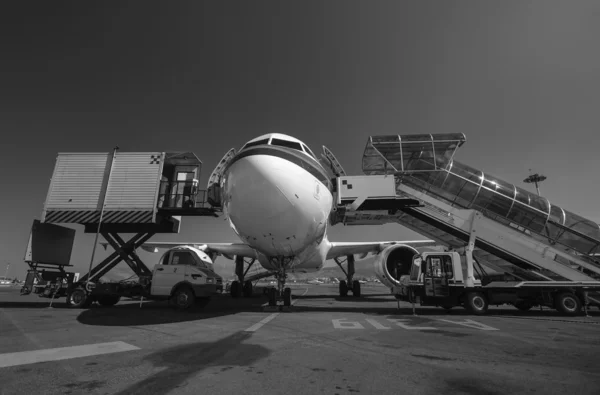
xmin=465 ymin=292 xmax=488 ymax=315
xmin=554 ymin=292 xmax=581 ymax=316
xmin=98 ymin=295 xmax=121 ymax=307
xmin=171 ymin=285 xmax=196 ymax=310
xmin=66 ymin=287 xmax=92 ymax=309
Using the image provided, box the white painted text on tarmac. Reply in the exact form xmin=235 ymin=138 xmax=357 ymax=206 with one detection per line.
xmin=331 ymin=318 xmax=499 ymax=331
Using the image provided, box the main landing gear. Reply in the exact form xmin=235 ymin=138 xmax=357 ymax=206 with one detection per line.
xmin=266 ymin=257 xmax=294 ymax=308
xmin=229 ymin=256 xmax=257 ymax=298
xmin=334 ymin=255 xmax=361 ymax=297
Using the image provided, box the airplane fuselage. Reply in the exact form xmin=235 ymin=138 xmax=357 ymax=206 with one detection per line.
xmin=221 ymin=135 xmax=335 ymax=273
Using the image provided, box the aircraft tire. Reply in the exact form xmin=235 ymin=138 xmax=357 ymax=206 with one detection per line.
xmin=268 ymin=288 xmax=277 ymax=306
xmin=339 ymin=280 xmax=348 ymax=297
xmin=352 ymin=280 xmax=361 ymax=297
xmin=243 ymin=281 xmax=253 ymax=297
xmin=230 ymin=281 xmax=241 ymax=298
xmin=283 ymin=287 xmax=292 ymax=306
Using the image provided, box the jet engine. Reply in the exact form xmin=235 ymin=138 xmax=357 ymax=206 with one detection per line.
xmin=373 ymin=244 xmax=420 ymax=288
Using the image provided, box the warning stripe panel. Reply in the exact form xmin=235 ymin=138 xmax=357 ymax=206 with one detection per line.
xmin=44 ymin=210 xmax=154 ymax=224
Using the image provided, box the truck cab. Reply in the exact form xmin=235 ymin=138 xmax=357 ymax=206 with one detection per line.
xmin=396 ymin=251 xmax=491 ymax=314
xmin=150 ymin=246 xmax=223 ymax=307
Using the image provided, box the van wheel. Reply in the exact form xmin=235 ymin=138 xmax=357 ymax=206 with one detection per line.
xmin=172 ymin=286 xmax=195 ymax=310
xmin=98 ymin=295 xmax=121 ymax=307
xmin=66 ymin=287 xmax=92 ymax=309
xmin=465 ymin=292 xmax=488 ymax=315
xmin=554 ymin=292 xmax=581 ymax=316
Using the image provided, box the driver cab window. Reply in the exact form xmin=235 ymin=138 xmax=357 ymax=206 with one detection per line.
xmin=425 ymin=256 xmax=454 ymax=279
xmin=170 ymin=251 xmax=197 ymax=266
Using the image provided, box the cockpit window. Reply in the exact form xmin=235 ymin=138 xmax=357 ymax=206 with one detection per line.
xmin=302 ymin=144 xmax=317 ymax=159
xmin=270 ymin=138 xmax=303 ymax=152
xmin=241 ymin=138 xmax=270 ymax=150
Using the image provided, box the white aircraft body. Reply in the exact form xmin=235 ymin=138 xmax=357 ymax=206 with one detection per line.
xmin=140 ymin=133 xmax=436 ymax=305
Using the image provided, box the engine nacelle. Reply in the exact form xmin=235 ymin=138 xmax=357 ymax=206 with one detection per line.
xmin=373 ymin=244 xmax=420 ymax=289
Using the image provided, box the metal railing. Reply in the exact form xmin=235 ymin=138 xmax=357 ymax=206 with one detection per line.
xmin=157 ymin=181 xmax=211 ymax=209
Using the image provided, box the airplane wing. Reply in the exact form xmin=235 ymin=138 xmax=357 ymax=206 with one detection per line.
xmin=100 ymin=241 xmax=259 ymax=260
xmin=326 ymin=240 xmax=438 ymax=260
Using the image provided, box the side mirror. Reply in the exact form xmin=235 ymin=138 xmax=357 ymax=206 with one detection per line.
xmin=412 ymin=255 xmax=422 ymax=267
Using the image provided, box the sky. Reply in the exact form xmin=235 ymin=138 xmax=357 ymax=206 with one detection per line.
xmin=1 ymin=1 xmax=599 ymax=280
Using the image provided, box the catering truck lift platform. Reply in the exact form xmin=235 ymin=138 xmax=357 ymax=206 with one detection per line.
xmin=22 ymin=150 xmax=224 ymax=309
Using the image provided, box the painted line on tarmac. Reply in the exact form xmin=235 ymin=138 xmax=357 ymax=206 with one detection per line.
xmin=331 ymin=317 xmax=500 ymax=331
xmin=486 ymin=315 xmax=600 ymax=325
xmin=244 ymin=313 xmax=280 ymax=332
xmin=291 ymin=287 xmax=309 ymax=306
xmin=0 ymin=341 xmax=140 ymax=368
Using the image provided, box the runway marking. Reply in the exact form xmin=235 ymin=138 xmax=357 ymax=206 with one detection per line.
xmin=365 ymin=318 xmax=391 ymax=330
xmin=387 ymin=318 xmax=437 ymax=330
xmin=291 ymin=287 xmax=309 ymax=305
xmin=436 ymin=319 xmax=499 ymax=331
xmin=245 ymin=313 xmax=279 ymax=332
xmin=0 ymin=341 xmax=140 ymax=368
xmin=331 ymin=318 xmax=501 ymax=332
xmin=332 ymin=318 xmax=364 ymax=329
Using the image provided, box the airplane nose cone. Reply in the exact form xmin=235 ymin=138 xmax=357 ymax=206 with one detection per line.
xmin=223 ymin=155 xmax=307 ymax=250
xmin=225 ymin=155 xmax=296 ymax=220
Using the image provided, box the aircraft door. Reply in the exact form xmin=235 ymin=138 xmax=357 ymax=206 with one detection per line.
xmin=423 ymin=256 xmax=451 ymax=297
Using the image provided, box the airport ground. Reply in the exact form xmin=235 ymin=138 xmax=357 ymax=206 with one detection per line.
xmin=1 ymin=284 xmax=599 ymax=395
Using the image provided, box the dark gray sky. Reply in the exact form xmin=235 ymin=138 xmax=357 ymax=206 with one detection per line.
xmin=1 ymin=1 xmax=599 ymax=279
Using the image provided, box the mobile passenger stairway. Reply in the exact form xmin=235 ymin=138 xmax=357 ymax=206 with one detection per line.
xmin=331 ymin=133 xmax=600 ymax=306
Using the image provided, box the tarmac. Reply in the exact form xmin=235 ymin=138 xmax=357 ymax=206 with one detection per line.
xmin=1 ymin=283 xmax=599 ymax=395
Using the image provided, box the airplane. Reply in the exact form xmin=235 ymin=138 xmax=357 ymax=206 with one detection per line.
xmin=137 ymin=133 xmax=437 ymax=307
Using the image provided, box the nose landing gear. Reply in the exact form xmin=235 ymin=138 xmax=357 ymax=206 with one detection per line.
xmin=265 ymin=257 xmax=294 ymax=310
